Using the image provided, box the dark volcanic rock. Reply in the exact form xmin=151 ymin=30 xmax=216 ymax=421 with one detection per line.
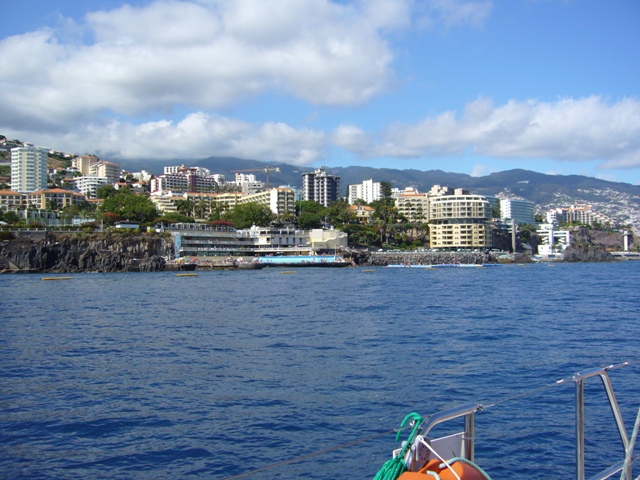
xmin=562 ymin=244 xmax=616 ymax=263
xmin=0 ymin=232 xmax=173 ymax=273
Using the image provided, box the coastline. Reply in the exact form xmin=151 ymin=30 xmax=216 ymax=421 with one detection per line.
xmin=0 ymin=231 xmax=627 ymax=274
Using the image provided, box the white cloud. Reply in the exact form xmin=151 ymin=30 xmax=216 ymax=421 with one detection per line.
xmin=4 ymin=113 xmax=327 ymax=166
xmin=470 ymin=164 xmax=493 ymax=177
xmin=0 ymin=0 xmax=410 ymax=131
xmin=351 ymin=96 xmax=640 ymax=171
xmin=331 ymin=124 xmax=372 ymax=152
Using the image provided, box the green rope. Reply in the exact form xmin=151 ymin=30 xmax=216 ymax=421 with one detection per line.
xmin=373 ymin=412 xmax=423 ymax=480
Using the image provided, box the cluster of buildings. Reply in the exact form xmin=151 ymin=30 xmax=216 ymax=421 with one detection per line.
xmin=346 ymin=178 xmax=617 ymax=253
xmin=0 ymin=142 xmax=620 ymax=255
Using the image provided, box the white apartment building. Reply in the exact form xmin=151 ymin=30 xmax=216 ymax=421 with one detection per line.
xmin=164 ymin=165 xmax=211 ymax=176
xmin=239 ymin=187 xmax=296 ymax=216
xmin=151 ymin=165 xmax=218 ymax=195
xmin=545 ymin=204 xmax=615 ymax=227
xmin=500 ymin=198 xmax=535 ymax=224
xmin=301 ymin=168 xmax=340 ymax=207
xmin=348 ymin=179 xmax=381 ymax=204
xmin=232 ymin=173 xmax=264 ymax=194
xmin=429 ymin=188 xmax=492 ymax=249
xmin=10 ymin=145 xmax=48 ymax=193
xmin=74 ymin=176 xmax=109 ymax=198
xmin=150 ymin=195 xmax=183 ymax=214
xmin=150 ymin=173 xmax=218 ymax=195
xmin=129 ymin=170 xmax=153 ymax=183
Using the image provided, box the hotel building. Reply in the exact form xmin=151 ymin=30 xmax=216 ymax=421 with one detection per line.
xmin=428 ymin=187 xmax=492 ymax=250
xmin=394 ymin=188 xmax=429 ymax=223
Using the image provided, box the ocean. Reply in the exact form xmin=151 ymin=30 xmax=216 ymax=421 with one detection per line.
xmin=1 ymin=262 xmax=639 ymax=479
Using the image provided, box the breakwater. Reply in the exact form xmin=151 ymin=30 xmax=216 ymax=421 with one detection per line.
xmin=363 ymin=251 xmax=496 ymax=266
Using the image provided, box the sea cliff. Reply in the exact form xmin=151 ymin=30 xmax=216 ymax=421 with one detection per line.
xmin=0 ymin=232 xmax=173 ymax=273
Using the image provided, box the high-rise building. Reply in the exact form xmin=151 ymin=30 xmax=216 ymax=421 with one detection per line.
xmin=348 ymin=179 xmax=381 ymax=204
xmin=11 ymin=145 xmax=48 ymax=193
xmin=301 ymin=168 xmax=340 ymax=207
xmin=500 ymin=198 xmax=535 ymax=224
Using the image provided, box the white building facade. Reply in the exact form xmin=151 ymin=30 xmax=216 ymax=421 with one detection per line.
xmin=500 ymin=198 xmax=535 ymax=224
xmin=545 ymin=204 xmax=615 ymax=227
xmin=74 ymin=176 xmax=109 ymax=198
xmin=11 ymin=145 xmax=48 ymax=193
xmin=348 ymin=179 xmax=381 ymax=204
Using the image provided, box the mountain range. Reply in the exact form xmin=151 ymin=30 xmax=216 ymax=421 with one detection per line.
xmin=125 ymin=156 xmax=640 ymax=230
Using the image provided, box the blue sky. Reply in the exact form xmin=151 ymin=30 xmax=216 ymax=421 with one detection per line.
xmin=1 ymin=0 xmax=639 ymax=184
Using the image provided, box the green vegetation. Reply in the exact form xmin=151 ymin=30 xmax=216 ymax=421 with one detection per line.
xmin=100 ymin=189 xmax=158 ymax=225
xmin=222 ymin=202 xmax=275 ymax=229
xmin=0 ymin=210 xmax=21 ymax=225
xmin=96 ymin=184 xmax=118 ymax=199
xmin=295 ymin=200 xmax=325 ymax=229
xmin=0 ymin=164 xmax=9 ymax=189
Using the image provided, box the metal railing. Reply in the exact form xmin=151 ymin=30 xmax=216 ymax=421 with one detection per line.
xmin=572 ymin=364 xmax=633 ymax=480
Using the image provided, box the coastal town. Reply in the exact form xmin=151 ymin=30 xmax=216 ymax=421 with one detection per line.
xmin=0 ymin=136 xmax=637 ymax=272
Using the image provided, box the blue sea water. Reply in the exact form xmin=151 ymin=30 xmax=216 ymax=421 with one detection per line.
xmin=1 ymin=262 xmax=639 ymax=479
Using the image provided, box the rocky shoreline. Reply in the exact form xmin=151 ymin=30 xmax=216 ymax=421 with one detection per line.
xmin=0 ymin=232 xmax=173 ymax=273
xmin=0 ymin=230 xmax=625 ymax=273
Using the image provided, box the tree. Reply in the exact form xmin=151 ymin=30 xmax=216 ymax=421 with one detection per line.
xmin=492 ymin=202 xmax=502 ymax=220
xmin=100 ymin=190 xmax=158 ymax=224
xmin=324 ymin=199 xmax=356 ymax=226
xmin=175 ymin=199 xmax=195 ymax=218
xmin=208 ymin=203 xmax=229 ymax=222
xmin=223 ymin=202 xmax=275 ymax=229
xmin=370 ymin=182 xmax=400 ymax=243
xmin=96 ymin=184 xmax=118 ymax=199
xmin=295 ymin=200 xmax=325 ymax=229
xmin=0 ymin=210 xmax=21 ymax=225
xmin=341 ymin=224 xmax=379 ymax=247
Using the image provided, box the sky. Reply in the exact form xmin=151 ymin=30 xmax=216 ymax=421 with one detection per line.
xmin=1 ymin=0 xmax=640 ymax=184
